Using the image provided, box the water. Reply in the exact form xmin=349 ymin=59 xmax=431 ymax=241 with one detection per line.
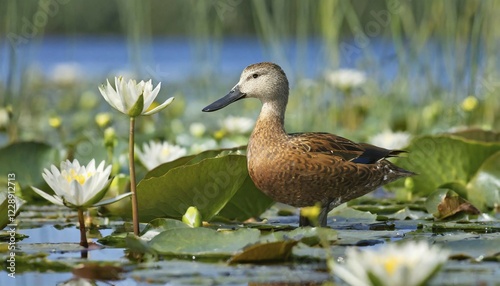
xmin=0 ymin=36 xmax=486 ymax=96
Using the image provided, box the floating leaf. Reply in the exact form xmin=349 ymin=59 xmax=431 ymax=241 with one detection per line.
xmin=465 ymin=150 xmax=500 ymax=210
xmin=228 ymin=240 xmax=298 ymax=264
xmin=144 ymin=147 xmax=246 ymax=179
xmin=112 ymin=154 xmax=249 ymax=222
xmin=0 ymin=142 xmax=59 ymax=200
xmin=149 ymin=227 xmax=261 ymax=257
xmin=452 ymin=128 xmax=500 ymax=142
xmin=390 ymin=134 xmax=500 ymax=195
xmin=425 ymin=189 xmax=480 ymax=220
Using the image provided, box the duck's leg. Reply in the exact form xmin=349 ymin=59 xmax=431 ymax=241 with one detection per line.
xmin=298 ymin=206 xmax=329 ymax=227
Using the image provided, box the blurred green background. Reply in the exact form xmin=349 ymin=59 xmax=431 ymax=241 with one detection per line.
xmin=1 ymin=0 xmax=499 ymax=151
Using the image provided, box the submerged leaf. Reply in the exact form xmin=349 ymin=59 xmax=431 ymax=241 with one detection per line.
xmin=228 ymin=240 xmax=298 ymax=264
xmin=72 ymin=263 xmax=124 ymax=281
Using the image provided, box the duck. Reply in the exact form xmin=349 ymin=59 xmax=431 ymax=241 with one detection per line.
xmin=202 ymin=62 xmax=414 ymax=227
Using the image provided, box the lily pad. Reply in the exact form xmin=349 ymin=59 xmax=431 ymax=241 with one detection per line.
xmin=140 ymin=218 xmax=190 ymax=241
xmin=216 ymin=175 xmax=274 ymax=222
xmin=425 ymin=189 xmax=480 ymax=220
xmin=391 ymin=134 xmax=500 ymax=196
xmin=144 ymin=146 xmax=246 ymax=180
xmin=114 ymin=154 xmax=249 ymax=222
xmin=465 ymin=150 xmax=500 ymax=210
xmin=452 ymin=128 xmax=500 ymax=142
xmin=149 ymin=227 xmax=261 ymax=257
xmin=0 ymin=142 xmax=59 ymax=200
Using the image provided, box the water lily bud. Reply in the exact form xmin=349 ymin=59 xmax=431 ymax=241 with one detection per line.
xmin=461 ymin=95 xmax=478 ymax=112
xmin=49 ymin=115 xmax=62 ymax=129
xmin=300 ymin=203 xmax=322 ymax=226
xmin=404 ymin=177 xmax=415 ymax=191
xmin=190 ymin=122 xmax=206 ymax=138
xmin=80 ymin=91 xmax=99 ymax=110
xmin=95 ymin=112 xmax=113 ymax=128
xmin=0 ymin=107 xmax=10 ymax=129
xmin=182 ymin=206 xmax=202 ymax=227
xmin=104 ymin=127 xmax=117 ymax=149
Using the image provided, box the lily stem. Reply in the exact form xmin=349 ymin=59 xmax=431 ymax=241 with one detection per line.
xmin=78 ymin=209 xmax=88 ymax=248
xmin=129 ymin=116 xmax=140 ymax=235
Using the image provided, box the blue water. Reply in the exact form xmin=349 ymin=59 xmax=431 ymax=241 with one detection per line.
xmin=0 ymin=36 xmax=485 ymax=93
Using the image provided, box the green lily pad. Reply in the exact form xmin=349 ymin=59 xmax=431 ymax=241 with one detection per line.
xmin=391 ymin=134 xmax=500 ymax=196
xmin=425 ymin=189 xmax=480 ymax=220
xmin=465 ymin=150 xmax=500 ymax=210
xmin=140 ymin=218 xmax=190 ymax=241
xmin=138 ymin=155 xmax=247 ymax=221
xmin=452 ymin=128 xmax=500 ymax=142
xmin=144 ymin=146 xmax=246 ymax=179
xmin=113 ymin=154 xmax=249 ymax=222
xmin=216 ymin=175 xmax=274 ymax=222
xmin=0 ymin=142 xmax=59 ymax=200
xmin=149 ymin=227 xmax=261 ymax=257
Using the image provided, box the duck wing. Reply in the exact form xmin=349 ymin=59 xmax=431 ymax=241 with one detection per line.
xmin=287 ymin=132 xmax=405 ymax=164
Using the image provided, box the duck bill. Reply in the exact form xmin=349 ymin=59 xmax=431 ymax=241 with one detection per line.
xmin=202 ymin=86 xmax=246 ymax=112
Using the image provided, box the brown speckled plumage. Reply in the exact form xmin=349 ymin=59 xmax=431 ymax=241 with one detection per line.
xmin=203 ymin=62 xmax=414 ymax=226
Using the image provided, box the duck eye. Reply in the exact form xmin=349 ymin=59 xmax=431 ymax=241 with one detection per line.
xmin=252 ymin=73 xmax=259 ymax=79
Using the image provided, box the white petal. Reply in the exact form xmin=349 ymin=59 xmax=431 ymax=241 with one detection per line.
xmin=86 ymin=159 xmax=96 ymax=173
xmin=143 ymin=97 xmax=174 ymax=115
xmin=42 ymin=172 xmax=68 ymax=199
xmin=122 ymin=79 xmax=140 ymax=111
xmin=31 ymin=187 xmax=64 ymax=206
xmin=91 ymin=192 xmax=132 ymax=207
xmin=67 ymin=180 xmax=83 ymax=206
xmin=142 ymin=80 xmax=159 ymax=112
xmin=99 ymin=80 xmax=124 ymax=113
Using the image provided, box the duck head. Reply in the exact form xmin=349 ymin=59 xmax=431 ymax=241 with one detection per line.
xmin=202 ymin=62 xmax=289 ymax=112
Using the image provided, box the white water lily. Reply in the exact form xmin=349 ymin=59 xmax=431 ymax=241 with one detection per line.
xmin=221 ymin=116 xmax=254 ymax=134
xmin=369 ymin=130 xmax=411 ymax=150
xmin=326 ymin=69 xmax=367 ymax=91
xmin=32 ymin=159 xmax=129 ymax=209
xmin=136 ymin=141 xmax=188 ymax=170
xmin=98 ymin=77 xmax=174 ymax=117
xmin=335 ymin=241 xmax=449 ymax=286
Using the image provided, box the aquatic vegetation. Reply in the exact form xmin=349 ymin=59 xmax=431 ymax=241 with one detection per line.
xmin=98 ymin=77 xmax=174 ymax=117
xmin=326 ymin=69 xmax=367 ymax=92
xmin=334 ymin=241 xmax=450 ymax=286
xmin=1 ymin=1 xmax=499 ymax=284
xmin=31 ymin=159 xmax=130 ymax=247
xmin=99 ymin=76 xmax=174 ymax=235
xmin=136 ymin=140 xmax=187 ymax=170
